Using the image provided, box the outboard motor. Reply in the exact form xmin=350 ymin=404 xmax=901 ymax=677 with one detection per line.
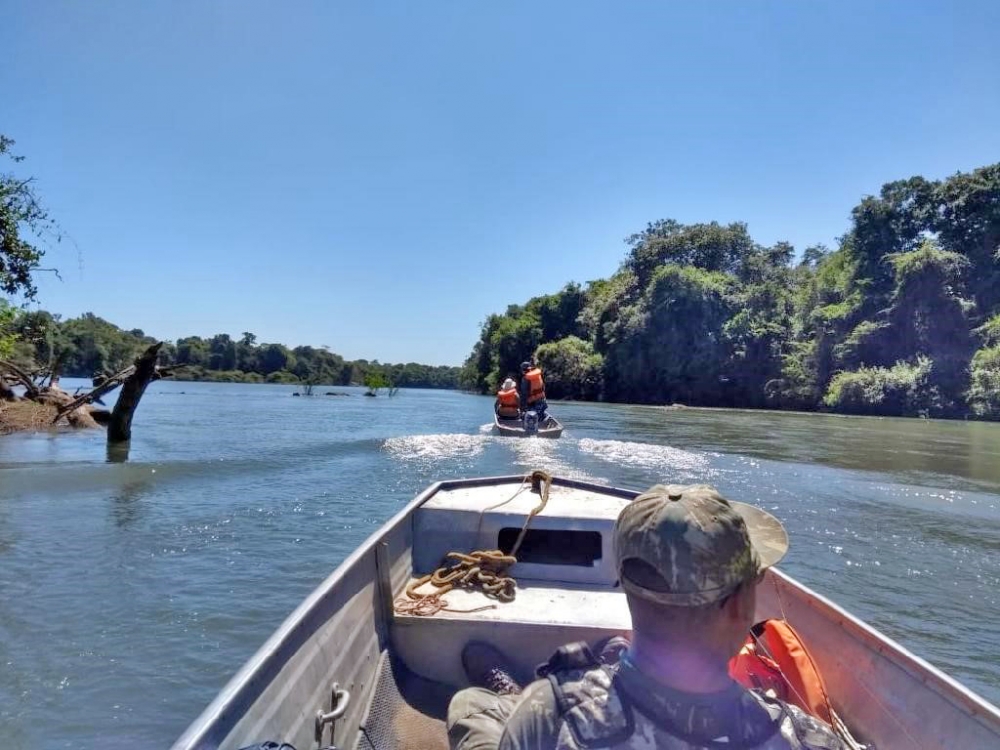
xmin=523 ymin=410 xmax=539 ymax=434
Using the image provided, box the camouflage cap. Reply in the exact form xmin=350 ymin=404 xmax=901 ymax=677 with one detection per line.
xmin=614 ymin=484 xmax=788 ymax=606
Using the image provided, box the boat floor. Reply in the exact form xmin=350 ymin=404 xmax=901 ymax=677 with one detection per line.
xmin=356 ymin=651 xmax=452 ymax=750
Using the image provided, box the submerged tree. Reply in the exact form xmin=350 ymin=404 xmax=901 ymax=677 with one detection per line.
xmin=363 ymin=371 xmax=390 ymax=396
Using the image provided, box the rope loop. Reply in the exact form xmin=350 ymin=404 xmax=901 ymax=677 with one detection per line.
xmin=395 ymin=470 xmax=552 ymax=616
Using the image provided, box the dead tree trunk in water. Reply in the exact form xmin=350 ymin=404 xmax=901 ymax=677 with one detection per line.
xmin=52 ymin=362 xmax=137 ymax=423
xmin=108 ymin=342 xmax=163 ymax=445
xmin=0 ymin=360 xmax=40 ymax=398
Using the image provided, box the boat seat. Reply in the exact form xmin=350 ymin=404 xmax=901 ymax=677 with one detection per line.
xmin=411 ymin=481 xmax=631 ymax=587
xmin=354 ymin=650 xmax=453 ymax=750
xmin=393 ymin=581 xmax=631 ymax=687
xmin=392 ymin=480 xmax=634 ymax=686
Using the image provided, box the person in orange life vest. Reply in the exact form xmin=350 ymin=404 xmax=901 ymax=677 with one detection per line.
xmin=495 ymin=378 xmax=521 ymax=419
xmin=518 ymin=361 xmax=547 ymax=420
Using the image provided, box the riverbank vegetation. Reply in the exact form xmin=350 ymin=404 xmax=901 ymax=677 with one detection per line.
xmin=1 ymin=312 xmax=461 ymax=390
xmin=1 ymin=133 xmax=459 ymax=404
xmin=461 ymin=163 xmax=1000 ymax=420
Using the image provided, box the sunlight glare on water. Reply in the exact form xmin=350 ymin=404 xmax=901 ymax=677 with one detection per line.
xmin=382 ymin=433 xmax=491 ymax=461
xmin=503 ymin=436 xmax=602 ymax=482
xmin=577 ymin=437 xmax=713 ymax=484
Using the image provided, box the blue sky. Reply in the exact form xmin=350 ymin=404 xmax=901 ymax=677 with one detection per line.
xmin=3 ymin=1 xmax=998 ymax=366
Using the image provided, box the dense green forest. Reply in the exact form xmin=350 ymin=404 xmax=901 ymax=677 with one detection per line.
xmin=2 ymin=310 xmax=461 ymax=389
xmin=461 ymin=163 xmax=1000 ymax=420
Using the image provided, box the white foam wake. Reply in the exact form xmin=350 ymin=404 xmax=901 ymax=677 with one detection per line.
xmin=504 ymin=438 xmax=603 ymax=482
xmin=382 ymin=434 xmax=489 ymax=461
xmin=577 ymin=438 xmax=710 ymax=480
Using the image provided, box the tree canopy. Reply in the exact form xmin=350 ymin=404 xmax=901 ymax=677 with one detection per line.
xmin=461 ymin=162 xmax=1000 ymax=420
xmin=7 ymin=310 xmax=461 ymax=390
xmin=1 ymin=135 xmax=59 ymax=358
xmin=1 ymin=135 xmax=57 ymax=301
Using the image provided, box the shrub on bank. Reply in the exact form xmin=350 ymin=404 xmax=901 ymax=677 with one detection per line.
xmin=265 ymin=370 xmax=300 ymax=384
xmin=534 ymin=336 xmax=604 ymax=401
xmin=171 ymin=367 xmax=264 ymax=383
xmin=822 ymin=357 xmax=943 ymax=417
xmin=967 ymin=346 xmax=1000 ymax=418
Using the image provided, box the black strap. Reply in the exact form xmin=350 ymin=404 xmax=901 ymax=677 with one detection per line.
xmin=536 ymin=641 xmax=599 ymax=678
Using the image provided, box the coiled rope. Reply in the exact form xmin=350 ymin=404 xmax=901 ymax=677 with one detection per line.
xmin=395 ymin=470 xmax=552 ymax=617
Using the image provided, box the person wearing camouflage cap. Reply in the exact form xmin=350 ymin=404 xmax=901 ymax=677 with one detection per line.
xmin=447 ymin=484 xmax=846 ymax=750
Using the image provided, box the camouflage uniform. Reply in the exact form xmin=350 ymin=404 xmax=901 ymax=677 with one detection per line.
xmin=447 ymin=646 xmax=844 ymax=750
xmin=446 ymin=485 xmax=844 ymax=750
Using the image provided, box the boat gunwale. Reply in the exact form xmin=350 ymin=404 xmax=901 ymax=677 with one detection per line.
xmin=170 ymin=474 xmax=633 ymax=749
xmin=170 ymin=478 xmax=441 ymax=749
xmin=767 ymin=567 xmax=1000 ymax=732
xmin=172 ymin=474 xmax=1000 ymax=748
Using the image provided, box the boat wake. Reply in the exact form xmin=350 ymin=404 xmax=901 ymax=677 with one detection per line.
xmin=504 ymin=437 xmax=603 ymax=482
xmin=577 ymin=438 xmax=712 ymax=483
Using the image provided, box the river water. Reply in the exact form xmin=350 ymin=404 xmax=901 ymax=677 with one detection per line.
xmin=1 ymin=380 xmax=999 ymax=748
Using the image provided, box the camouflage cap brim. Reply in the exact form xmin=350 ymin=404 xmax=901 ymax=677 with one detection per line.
xmin=728 ymin=500 xmax=789 ymax=571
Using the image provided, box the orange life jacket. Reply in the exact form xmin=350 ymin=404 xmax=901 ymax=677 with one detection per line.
xmin=496 ymin=387 xmax=520 ymax=418
xmin=728 ymin=619 xmax=833 ymax=724
xmin=524 ymin=368 xmax=545 ymax=404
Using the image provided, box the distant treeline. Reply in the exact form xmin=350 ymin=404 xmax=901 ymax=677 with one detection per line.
xmin=6 ymin=312 xmax=461 ymax=389
xmin=461 ymin=163 xmax=1000 ymax=420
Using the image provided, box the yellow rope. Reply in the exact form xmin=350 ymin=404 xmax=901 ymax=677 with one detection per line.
xmin=395 ymin=470 xmax=552 ymax=616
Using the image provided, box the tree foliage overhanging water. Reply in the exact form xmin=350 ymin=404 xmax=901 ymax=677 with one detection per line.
xmin=461 ymin=163 xmax=1000 ymax=420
